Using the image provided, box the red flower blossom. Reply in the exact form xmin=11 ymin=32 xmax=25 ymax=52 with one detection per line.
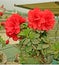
xmin=5 ymin=14 xmax=25 ymax=41
xmin=0 ymin=12 xmax=3 ymax=16
xmin=28 ymin=8 xmax=55 ymax=31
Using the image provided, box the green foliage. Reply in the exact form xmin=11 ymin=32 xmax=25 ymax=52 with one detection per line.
xmin=51 ymin=42 xmax=59 ymax=51
xmin=28 ymin=31 xmax=39 ymax=39
xmin=19 ymin=28 xmax=30 ymax=37
xmin=50 ymin=42 xmax=59 ymax=61
xmin=0 ymin=36 xmax=6 ymax=47
xmin=19 ymin=53 xmax=39 ymax=64
xmin=0 ymin=26 xmax=4 ymax=30
xmin=37 ymin=44 xmax=49 ymax=50
xmin=17 ymin=22 xmax=54 ymax=64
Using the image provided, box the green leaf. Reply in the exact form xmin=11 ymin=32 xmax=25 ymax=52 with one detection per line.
xmin=54 ymin=53 xmax=59 ymax=61
xmin=22 ymin=38 xmax=30 ymax=45
xmin=31 ymin=39 xmax=40 ymax=44
xmin=51 ymin=42 xmax=59 ymax=51
xmin=19 ymin=28 xmax=30 ymax=37
xmin=0 ymin=36 xmax=6 ymax=47
xmin=37 ymin=44 xmax=42 ymax=50
xmin=37 ymin=44 xmax=49 ymax=50
xmin=40 ymin=39 xmax=45 ymax=44
xmin=29 ymin=31 xmax=35 ymax=39
xmin=0 ymin=26 xmax=4 ymax=30
xmin=29 ymin=31 xmax=39 ymax=39
xmin=25 ymin=46 xmax=32 ymax=52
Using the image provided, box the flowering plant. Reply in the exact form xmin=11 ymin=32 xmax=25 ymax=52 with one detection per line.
xmin=0 ymin=5 xmax=5 ymax=16
xmin=1 ymin=8 xmax=55 ymax=63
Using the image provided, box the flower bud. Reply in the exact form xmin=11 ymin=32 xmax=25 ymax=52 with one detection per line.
xmin=1 ymin=22 xmax=5 ymax=26
xmin=6 ymin=39 xmax=9 ymax=44
xmin=0 ymin=12 xmax=3 ymax=16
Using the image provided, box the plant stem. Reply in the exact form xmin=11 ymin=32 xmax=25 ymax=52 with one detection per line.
xmin=39 ymin=50 xmax=46 ymax=63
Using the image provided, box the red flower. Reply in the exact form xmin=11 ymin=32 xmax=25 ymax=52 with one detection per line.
xmin=5 ymin=14 xmax=25 ymax=41
xmin=28 ymin=8 xmax=55 ymax=31
xmin=0 ymin=12 xmax=3 ymax=16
